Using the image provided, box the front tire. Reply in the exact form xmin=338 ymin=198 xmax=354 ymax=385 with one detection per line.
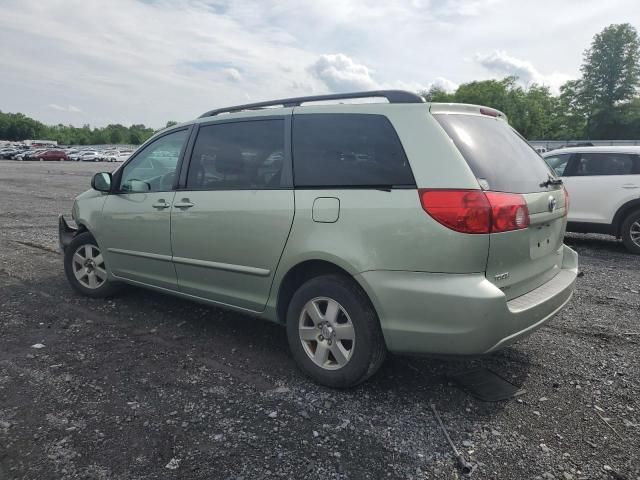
xmin=63 ymin=232 xmax=120 ymax=297
xmin=286 ymin=274 xmax=386 ymax=388
xmin=621 ymin=209 xmax=640 ymax=254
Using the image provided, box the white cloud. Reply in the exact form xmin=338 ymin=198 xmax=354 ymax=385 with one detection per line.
xmin=47 ymin=104 xmax=81 ymax=113
xmin=475 ymin=50 xmax=573 ymax=92
xmin=310 ymin=53 xmax=457 ymax=96
xmin=222 ymin=67 xmax=242 ymax=82
xmin=432 ymin=0 xmax=501 ymax=18
xmin=1 ymin=0 xmax=637 ymax=127
xmin=309 ymin=53 xmax=378 ymax=92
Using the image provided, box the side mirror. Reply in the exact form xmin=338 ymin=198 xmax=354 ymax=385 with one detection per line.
xmin=91 ymin=172 xmax=112 ymax=192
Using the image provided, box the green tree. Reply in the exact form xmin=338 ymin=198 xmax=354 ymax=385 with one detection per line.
xmin=554 ymin=80 xmax=588 ymax=139
xmin=421 ymin=86 xmax=454 ymax=102
xmin=582 ymin=23 xmax=640 ymax=109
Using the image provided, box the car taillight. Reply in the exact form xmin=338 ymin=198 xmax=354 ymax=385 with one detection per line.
xmin=484 ymin=192 xmax=530 ymax=232
xmin=419 ymin=189 xmax=530 ymax=234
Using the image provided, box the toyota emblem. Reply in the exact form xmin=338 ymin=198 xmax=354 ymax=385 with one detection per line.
xmin=548 ymin=195 xmax=557 ymax=212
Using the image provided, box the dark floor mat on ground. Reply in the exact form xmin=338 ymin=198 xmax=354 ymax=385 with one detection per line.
xmin=449 ymin=368 xmax=523 ymax=402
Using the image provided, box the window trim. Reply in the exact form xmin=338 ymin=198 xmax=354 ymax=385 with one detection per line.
xmin=111 ymin=125 xmax=193 ymax=194
xmin=291 ymin=112 xmax=416 ymax=189
xmin=178 ymin=115 xmax=293 ymax=191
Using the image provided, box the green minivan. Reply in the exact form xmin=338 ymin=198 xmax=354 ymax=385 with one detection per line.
xmin=59 ymin=90 xmax=578 ymax=387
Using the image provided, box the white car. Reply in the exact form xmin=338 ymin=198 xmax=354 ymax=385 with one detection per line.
xmin=116 ymin=150 xmax=133 ymax=162
xmin=543 ymin=146 xmax=640 ymax=253
xmin=78 ymin=151 xmax=101 ymax=162
xmin=101 ymin=150 xmax=120 ymax=162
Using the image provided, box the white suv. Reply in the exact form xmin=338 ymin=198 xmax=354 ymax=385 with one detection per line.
xmin=543 ymin=146 xmax=640 ymax=253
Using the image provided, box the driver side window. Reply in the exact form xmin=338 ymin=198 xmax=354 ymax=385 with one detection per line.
xmin=120 ymin=129 xmax=188 ymax=192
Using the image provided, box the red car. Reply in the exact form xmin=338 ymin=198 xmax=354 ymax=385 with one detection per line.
xmin=36 ymin=150 xmax=69 ymax=161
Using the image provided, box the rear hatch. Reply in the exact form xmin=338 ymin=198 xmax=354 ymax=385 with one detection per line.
xmin=432 ymin=106 xmax=567 ymax=300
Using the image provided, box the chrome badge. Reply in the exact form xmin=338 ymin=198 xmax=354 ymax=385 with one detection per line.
xmin=494 ymin=272 xmax=509 ymax=281
xmin=548 ymin=195 xmax=557 ymax=212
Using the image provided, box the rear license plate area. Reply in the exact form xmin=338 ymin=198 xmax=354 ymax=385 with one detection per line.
xmin=529 ymin=222 xmax=560 ymax=259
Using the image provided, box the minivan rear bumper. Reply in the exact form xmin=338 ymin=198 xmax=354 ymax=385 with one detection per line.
xmin=356 ymin=245 xmax=578 ymax=356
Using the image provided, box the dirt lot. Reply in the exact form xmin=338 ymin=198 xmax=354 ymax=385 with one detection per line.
xmin=0 ymin=160 xmax=638 ymax=480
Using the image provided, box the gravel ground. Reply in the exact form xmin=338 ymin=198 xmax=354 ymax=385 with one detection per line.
xmin=0 ymin=160 xmax=638 ymax=480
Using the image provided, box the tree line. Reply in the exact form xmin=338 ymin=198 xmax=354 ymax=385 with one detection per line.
xmin=423 ymin=23 xmax=640 ymax=140
xmin=0 ymin=113 xmax=178 ymax=146
xmin=1 ymin=24 xmax=638 ymax=144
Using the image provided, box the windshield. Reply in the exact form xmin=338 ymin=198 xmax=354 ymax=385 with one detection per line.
xmin=434 ymin=113 xmax=555 ymax=193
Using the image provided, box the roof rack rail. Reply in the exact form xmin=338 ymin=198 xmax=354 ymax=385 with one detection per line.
xmin=198 ymin=90 xmax=424 ymax=118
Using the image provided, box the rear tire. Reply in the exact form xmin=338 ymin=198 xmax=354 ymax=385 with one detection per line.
xmin=63 ymin=232 xmax=120 ymax=298
xmin=286 ymin=274 xmax=386 ymax=388
xmin=621 ymin=209 xmax=640 ymax=254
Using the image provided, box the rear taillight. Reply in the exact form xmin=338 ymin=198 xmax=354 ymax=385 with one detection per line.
xmin=419 ymin=189 xmax=530 ymax=234
xmin=484 ymin=192 xmax=530 ymax=232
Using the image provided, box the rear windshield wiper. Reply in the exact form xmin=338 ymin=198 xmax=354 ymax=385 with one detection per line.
xmin=540 ymin=175 xmax=563 ymax=188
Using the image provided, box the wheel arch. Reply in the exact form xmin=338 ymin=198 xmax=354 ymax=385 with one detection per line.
xmin=612 ymin=198 xmax=640 ymax=236
xmin=275 ymin=259 xmax=379 ymax=325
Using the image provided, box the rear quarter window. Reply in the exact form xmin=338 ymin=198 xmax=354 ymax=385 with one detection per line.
xmin=434 ymin=113 xmax=554 ymax=193
xmin=543 ymin=154 xmax=571 ymax=176
xmin=292 ymin=114 xmax=415 ymax=188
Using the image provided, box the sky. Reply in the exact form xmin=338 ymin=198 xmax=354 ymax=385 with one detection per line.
xmin=0 ymin=0 xmax=638 ymax=128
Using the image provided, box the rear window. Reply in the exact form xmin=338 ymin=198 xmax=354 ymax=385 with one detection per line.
xmin=434 ymin=114 xmax=554 ymax=193
xmin=293 ymin=114 xmax=415 ymax=188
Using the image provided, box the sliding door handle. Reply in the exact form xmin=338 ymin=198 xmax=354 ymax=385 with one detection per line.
xmin=174 ymin=199 xmax=195 ymax=209
xmin=152 ymin=201 xmax=171 ymax=209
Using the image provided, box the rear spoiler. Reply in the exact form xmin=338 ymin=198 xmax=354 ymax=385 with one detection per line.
xmin=429 ymin=103 xmax=507 ymax=121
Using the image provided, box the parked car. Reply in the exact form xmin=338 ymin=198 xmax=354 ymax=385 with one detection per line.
xmin=542 ymin=146 xmax=640 ymax=253
xmin=35 ymin=150 xmax=69 ymax=161
xmin=59 ymin=90 xmax=578 ymax=387
xmin=0 ymin=148 xmax=19 ymax=159
xmin=78 ymin=151 xmax=101 ymax=162
xmin=116 ymin=150 xmax=133 ymax=162
xmin=101 ymin=150 xmax=121 ymax=162
xmin=69 ymin=150 xmax=87 ymax=161
xmin=16 ymin=149 xmax=47 ymax=161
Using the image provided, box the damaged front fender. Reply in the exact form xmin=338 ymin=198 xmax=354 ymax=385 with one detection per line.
xmin=58 ymin=214 xmax=78 ymax=252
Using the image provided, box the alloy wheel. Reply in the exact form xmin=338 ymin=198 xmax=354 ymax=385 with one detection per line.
xmin=631 ymin=220 xmax=640 ymax=248
xmin=298 ymin=297 xmax=355 ymax=370
xmin=72 ymin=244 xmax=107 ymax=289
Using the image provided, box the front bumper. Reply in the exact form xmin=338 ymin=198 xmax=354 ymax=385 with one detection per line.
xmin=58 ymin=215 xmax=77 ymax=252
xmin=356 ymin=245 xmax=578 ymax=356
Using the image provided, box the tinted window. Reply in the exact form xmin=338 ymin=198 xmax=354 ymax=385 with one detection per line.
xmin=186 ymin=120 xmax=285 ymax=190
xmin=544 ymin=154 xmax=571 ymax=176
xmin=569 ymin=152 xmax=635 ymax=176
xmin=434 ymin=114 xmax=554 ymax=193
xmin=120 ymin=129 xmax=188 ymax=192
xmin=292 ymin=114 xmax=414 ymax=187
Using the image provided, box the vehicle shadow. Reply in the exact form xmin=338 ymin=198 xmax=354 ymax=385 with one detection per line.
xmin=564 ymin=232 xmax=629 ymax=255
xmin=114 ymin=284 xmax=532 ymax=413
xmin=41 ymin=276 xmax=534 ymax=414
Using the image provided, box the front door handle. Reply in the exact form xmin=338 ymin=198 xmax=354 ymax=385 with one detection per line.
xmin=152 ymin=200 xmax=171 ymax=209
xmin=174 ymin=199 xmax=195 ymax=209
xmin=622 ymin=184 xmax=639 ymax=189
